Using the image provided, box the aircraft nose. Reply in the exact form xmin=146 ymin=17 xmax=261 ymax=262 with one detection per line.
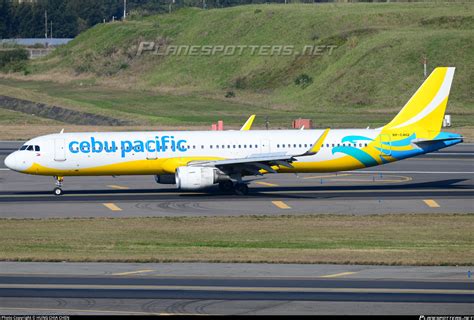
xmin=4 ymin=152 xmax=18 ymax=171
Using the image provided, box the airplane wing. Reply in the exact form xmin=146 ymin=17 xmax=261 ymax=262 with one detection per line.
xmin=240 ymin=115 xmax=256 ymax=131
xmin=188 ymin=128 xmax=330 ymax=176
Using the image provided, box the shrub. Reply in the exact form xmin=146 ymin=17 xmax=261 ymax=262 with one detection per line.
xmin=294 ymin=73 xmax=313 ymax=89
xmin=225 ymin=90 xmax=235 ymax=98
xmin=0 ymin=48 xmax=29 ymax=69
xmin=0 ymin=49 xmax=30 ymax=74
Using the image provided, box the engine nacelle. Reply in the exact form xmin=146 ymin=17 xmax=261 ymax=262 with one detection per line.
xmin=155 ymin=174 xmax=176 ymax=184
xmin=175 ymin=166 xmax=218 ymax=190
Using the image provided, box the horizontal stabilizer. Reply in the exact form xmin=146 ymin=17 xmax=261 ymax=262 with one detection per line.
xmin=413 ymin=136 xmax=463 ymax=147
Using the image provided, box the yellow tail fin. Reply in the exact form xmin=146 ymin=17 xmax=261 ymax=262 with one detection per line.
xmin=384 ymin=67 xmax=455 ymax=134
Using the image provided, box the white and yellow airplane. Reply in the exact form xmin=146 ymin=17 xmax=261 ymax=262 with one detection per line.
xmin=4 ymin=67 xmax=463 ymax=195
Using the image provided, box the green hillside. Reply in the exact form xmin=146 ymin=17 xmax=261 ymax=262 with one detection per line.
xmin=5 ymin=2 xmax=474 ymax=130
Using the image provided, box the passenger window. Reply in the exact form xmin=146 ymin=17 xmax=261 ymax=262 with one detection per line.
xmin=299 ymin=144 xmax=302 ymax=148
xmin=20 ymin=145 xmax=27 ymax=150
xmin=35 ymin=145 xmax=40 ymax=151
xmin=27 ymin=145 xmax=33 ymax=151
xmin=255 ymin=145 xmax=258 ymax=148
xmin=365 ymin=143 xmax=368 ymax=147
xmin=359 ymin=143 xmax=362 ymax=147
xmin=201 ymin=145 xmax=204 ymax=149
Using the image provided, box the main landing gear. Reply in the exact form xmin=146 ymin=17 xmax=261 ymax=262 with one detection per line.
xmin=218 ymin=180 xmax=249 ymax=195
xmin=53 ymin=176 xmax=64 ymax=196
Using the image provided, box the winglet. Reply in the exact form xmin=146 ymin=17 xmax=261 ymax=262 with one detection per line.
xmin=240 ymin=115 xmax=256 ymax=131
xmin=303 ymin=128 xmax=330 ymax=156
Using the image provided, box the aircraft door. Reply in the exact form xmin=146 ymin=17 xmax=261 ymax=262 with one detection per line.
xmin=54 ymin=139 xmax=66 ymax=161
xmin=379 ymin=134 xmax=391 ymax=156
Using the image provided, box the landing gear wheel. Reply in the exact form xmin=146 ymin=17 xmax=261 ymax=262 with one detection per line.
xmin=218 ymin=180 xmax=234 ymax=192
xmin=234 ymin=183 xmax=249 ymax=195
xmin=53 ymin=176 xmax=64 ymax=196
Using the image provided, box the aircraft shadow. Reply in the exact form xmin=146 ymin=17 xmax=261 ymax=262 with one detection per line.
xmin=2 ymin=178 xmax=472 ymax=198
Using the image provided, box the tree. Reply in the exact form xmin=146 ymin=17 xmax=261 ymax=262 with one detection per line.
xmin=0 ymin=0 xmax=12 ymax=38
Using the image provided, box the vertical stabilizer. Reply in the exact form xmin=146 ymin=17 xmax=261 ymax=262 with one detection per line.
xmin=384 ymin=67 xmax=455 ymax=134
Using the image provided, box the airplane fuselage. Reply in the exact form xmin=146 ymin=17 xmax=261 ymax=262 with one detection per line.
xmin=5 ymin=128 xmax=461 ymax=176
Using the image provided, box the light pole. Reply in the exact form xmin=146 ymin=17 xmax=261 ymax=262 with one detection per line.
xmin=169 ymin=0 xmax=175 ymax=14
xmin=123 ymin=0 xmax=127 ymax=20
xmin=44 ymin=10 xmax=48 ymax=39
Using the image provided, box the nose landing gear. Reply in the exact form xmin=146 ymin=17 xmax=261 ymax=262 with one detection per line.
xmin=53 ymin=176 xmax=64 ymax=196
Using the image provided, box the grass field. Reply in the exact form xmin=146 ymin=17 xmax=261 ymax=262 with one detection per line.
xmin=0 ymin=78 xmax=411 ymax=129
xmin=1 ymin=214 xmax=472 ymax=265
xmin=0 ymin=2 xmax=473 ymax=134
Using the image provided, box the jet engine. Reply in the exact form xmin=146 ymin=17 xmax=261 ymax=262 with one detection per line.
xmin=175 ymin=166 xmax=219 ymax=190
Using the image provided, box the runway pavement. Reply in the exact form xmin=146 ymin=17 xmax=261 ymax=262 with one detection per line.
xmin=0 ymin=142 xmax=473 ymax=217
xmin=0 ymin=262 xmax=473 ymax=315
xmin=1 ymin=143 xmax=473 ymax=315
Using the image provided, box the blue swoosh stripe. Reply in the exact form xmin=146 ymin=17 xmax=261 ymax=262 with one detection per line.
xmin=341 ymin=135 xmax=374 ymax=144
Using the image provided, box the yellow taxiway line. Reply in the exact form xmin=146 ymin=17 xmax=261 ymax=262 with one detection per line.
xmin=1 ymin=284 xmax=472 ymax=295
xmin=320 ymin=272 xmax=357 ymax=278
xmin=112 ymin=269 xmax=155 ymax=276
xmin=423 ymin=199 xmax=440 ymax=208
xmin=107 ymin=185 xmax=130 ymax=190
xmin=272 ymin=200 xmax=291 ymax=209
xmin=302 ymin=174 xmax=351 ymax=180
xmin=103 ymin=203 xmax=122 ymax=211
xmin=255 ymin=181 xmax=279 ymax=187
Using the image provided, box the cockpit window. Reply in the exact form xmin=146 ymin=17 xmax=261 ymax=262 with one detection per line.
xmin=20 ymin=145 xmax=27 ymax=150
xmin=26 ymin=145 xmax=33 ymax=151
xmin=35 ymin=145 xmax=40 ymax=151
